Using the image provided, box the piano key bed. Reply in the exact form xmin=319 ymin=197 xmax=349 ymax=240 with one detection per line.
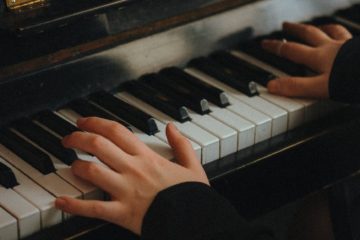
xmin=1 ymin=1 xmax=360 ymax=239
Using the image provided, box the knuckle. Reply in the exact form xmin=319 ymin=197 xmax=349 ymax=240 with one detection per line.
xmin=330 ymin=24 xmax=344 ymax=31
xmin=83 ymin=162 xmax=102 ymax=178
xmin=108 ymin=122 xmax=123 ymax=133
xmin=89 ymin=135 xmax=106 ymax=150
xmin=91 ymin=202 xmax=105 ymax=216
xmin=82 ymin=117 xmax=98 ymax=127
xmin=303 ymin=25 xmax=317 ymax=36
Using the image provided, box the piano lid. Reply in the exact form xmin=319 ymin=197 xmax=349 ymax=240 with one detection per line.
xmin=0 ymin=0 xmax=134 ymax=34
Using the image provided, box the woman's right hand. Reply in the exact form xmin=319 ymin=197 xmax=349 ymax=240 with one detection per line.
xmin=261 ymin=22 xmax=352 ymax=99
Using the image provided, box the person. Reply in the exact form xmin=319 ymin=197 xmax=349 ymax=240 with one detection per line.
xmin=54 ymin=22 xmax=359 ymax=240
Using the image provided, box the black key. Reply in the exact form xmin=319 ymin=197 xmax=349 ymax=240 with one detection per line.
xmin=0 ymin=128 xmax=55 ymax=174
xmin=140 ymin=74 xmax=211 ymax=115
xmin=66 ymin=99 xmax=132 ymax=131
xmin=336 ymin=5 xmax=360 ymax=24
xmin=188 ymin=57 xmax=258 ymax=97
xmin=11 ymin=119 xmax=77 ymax=165
xmin=0 ymin=162 xmax=18 ymax=188
xmin=160 ymin=67 xmax=230 ymax=108
xmin=238 ymin=39 xmax=313 ymax=77
xmin=124 ymin=80 xmax=191 ymax=123
xmin=210 ymin=51 xmax=275 ymax=86
xmin=33 ymin=111 xmax=79 ymax=137
xmin=89 ymin=91 xmax=159 ymax=135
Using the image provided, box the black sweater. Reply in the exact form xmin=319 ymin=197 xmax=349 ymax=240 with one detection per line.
xmin=140 ymin=37 xmax=360 ymax=240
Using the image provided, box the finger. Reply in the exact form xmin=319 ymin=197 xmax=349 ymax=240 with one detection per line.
xmin=166 ymin=122 xmax=201 ymax=170
xmin=283 ymin=22 xmax=331 ymax=46
xmin=71 ymin=160 xmax=124 ymax=194
xmin=55 ymin=197 xmax=125 ymax=224
xmin=318 ymin=24 xmax=352 ymax=41
xmin=62 ymin=131 xmax=130 ymax=171
xmin=77 ymin=117 xmax=147 ymax=155
xmin=267 ymin=75 xmax=329 ymax=98
xmin=262 ymin=40 xmax=315 ymax=66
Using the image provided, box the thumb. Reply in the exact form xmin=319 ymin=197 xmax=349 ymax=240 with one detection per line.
xmin=267 ymin=75 xmax=329 ymax=99
xmin=166 ymin=122 xmax=201 ymax=170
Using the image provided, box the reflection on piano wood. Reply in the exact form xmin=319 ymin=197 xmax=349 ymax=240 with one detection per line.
xmin=1 ymin=0 xmax=360 ymax=239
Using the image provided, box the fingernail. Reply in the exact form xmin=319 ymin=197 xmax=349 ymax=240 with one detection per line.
xmin=55 ymin=197 xmax=66 ymax=209
xmin=268 ymin=80 xmax=280 ymax=93
xmin=77 ymin=117 xmax=88 ymax=126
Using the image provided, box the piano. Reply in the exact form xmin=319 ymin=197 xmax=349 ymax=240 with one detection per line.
xmin=1 ymin=0 xmax=360 ymax=239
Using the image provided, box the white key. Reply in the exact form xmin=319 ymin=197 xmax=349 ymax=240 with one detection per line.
xmin=133 ymin=127 xmax=174 ymax=160
xmin=10 ymin=129 xmax=102 ymax=201
xmin=0 ymin=207 xmax=18 ymax=240
xmin=186 ymin=66 xmax=288 ymax=136
xmin=186 ymin=68 xmax=272 ymax=143
xmin=0 ymin=187 xmax=40 ymax=238
xmin=0 ymin=144 xmax=82 ymax=200
xmin=189 ymin=110 xmax=237 ymax=157
xmin=209 ymin=103 xmax=255 ymax=150
xmin=115 ymin=92 xmax=220 ymax=164
xmin=0 ymin=157 xmax=62 ymax=229
xmin=153 ymin=120 xmax=202 ymax=161
xmin=256 ymin=85 xmax=305 ymax=129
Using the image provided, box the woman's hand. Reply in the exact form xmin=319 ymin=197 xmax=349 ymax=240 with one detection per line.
xmin=261 ymin=22 xmax=352 ymax=98
xmin=55 ymin=117 xmax=209 ymax=235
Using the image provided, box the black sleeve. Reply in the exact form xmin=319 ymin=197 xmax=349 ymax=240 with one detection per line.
xmin=329 ymin=37 xmax=360 ymax=103
xmin=141 ymin=182 xmax=273 ymax=240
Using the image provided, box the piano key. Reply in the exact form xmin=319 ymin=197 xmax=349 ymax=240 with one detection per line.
xmin=89 ymin=91 xmax=159 ymax=135
xmin=0 ymin=157 xmax=62 ymax=228
xmin=115 ymin=91 xmax=220 ymax=164
xmin=185 ymin=69 xmax=272 ymax=143
xmin=0 ymin=161 xmax=18 ymax=189
xmin=8 ymin=130 xmax=102 ymax=200
xmin=11 ymin=119 xmax=78 ymax=166
xmin=66 ymin=99 xmax=132 ymax=131
xmin=184 ymin=67 xmax=288 ymax=136
xmin=33 ymin=110 xmax=79 ymax=138
xmin=335 ymin=5 xmax=360 ymax=24
xmin=208 ymin=102 xmax=255 ymax=150
xmin=0 ymin=207 xmax=18 ymax=240
xmin=0 ymin=144 xmax=82 ymax=201
xmin=187 ymin=110 xmax=237 ymax=158
xmin=58 ymin=108 xmax=174 ymax=161
xmin=0 ymin=142 xmax=94 ymax=206
xmin=0 ymin=128 xmax=56 ymax=175
xmin=236 ymin=40 xmax=312 ymax=77
xmin=160 ymin=67 xmax=230 ymax=108
xmin=188 ymin=57 xmax=258 ymax=97
xmin=140 ymin=74 xmax=211 ymax=115
xmin=124 ymin=81 xmax=192 ymax=123
xmin=157 ymin=68 xmax=256 ymax=148
xmin=231 ymin=50 xmax=319 ymax=125
xmin=0 ymin=185 xmax=40 ymax=238
xmin=151 ymin=119 xmax=202 ymax=161
xmin=138 ymin=74 xmax=237 ymax=157
xmin=209 ymin=51 xmax=275 ymax=87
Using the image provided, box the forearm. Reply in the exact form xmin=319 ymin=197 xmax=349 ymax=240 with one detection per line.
xmin=141 ymin=182 xmax=273 ymax=240
xmin=329 ymin=37 xmax=360 ymax=103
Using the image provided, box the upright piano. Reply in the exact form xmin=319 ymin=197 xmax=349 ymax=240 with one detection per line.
xmin=1 ymin=0 xmax=360 ymax=239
